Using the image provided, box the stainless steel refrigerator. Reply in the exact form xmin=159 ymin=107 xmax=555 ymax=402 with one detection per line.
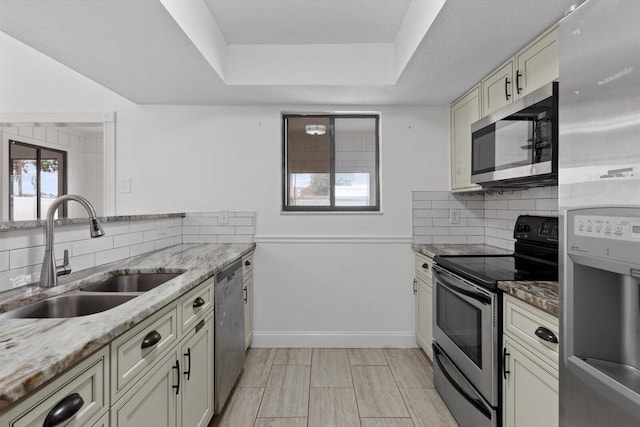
xmin=559 ymin=0 xmax=640 ymax=426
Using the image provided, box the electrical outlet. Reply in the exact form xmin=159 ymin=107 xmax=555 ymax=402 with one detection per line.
xmin=219 ymin=210 xmax=229 ymax=225
xmin=121 ymin=178 xmax=132 ymax=193
xmin=450 ymin=209 xmax=460 ymax=224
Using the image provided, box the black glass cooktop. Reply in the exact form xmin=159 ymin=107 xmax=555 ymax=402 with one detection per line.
xmin=433 ymin=254 xmax=558 ymax=290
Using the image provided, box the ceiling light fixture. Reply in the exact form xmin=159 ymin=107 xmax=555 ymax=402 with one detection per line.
xmin=305 ymin=124 xmax=326 ymax=136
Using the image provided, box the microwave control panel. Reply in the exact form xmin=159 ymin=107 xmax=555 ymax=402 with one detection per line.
xmin=574 ymin=215 xmax=640 ymax=242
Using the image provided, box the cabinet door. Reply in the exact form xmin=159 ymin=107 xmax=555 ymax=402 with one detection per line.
xmin=482 ymin=60 xmax=515 ymax=116
xmin=112 ymin=352 xmax=177 ymax=427
xmin=244 ymin=274 xmax=253 ymax=349
xmin=451 ymin=85 xmax=482 ymax=191
xmin=180 ymin=314 xmax=214 ymax=427
xmin=503 ymin=338 xmax=558 ymax=427
xmin=415 ymin=278 xmax=433 ymax=361
xmin=515 ymin=25 xmax=558 ymax=97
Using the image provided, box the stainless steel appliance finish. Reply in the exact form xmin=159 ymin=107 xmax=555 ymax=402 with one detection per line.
xmin=433 ymin=215 xmax=559 ymax=427
xmin=213 ymin=260 xmax=245 ymax=414
xmin=559 ymin=0 xmax=640 ymax=425
xmin=433 ymin=343 xmax=496 ymax=427
xmin=470 ymin=82 xmax=558 ymax=188
xmin=433 ymin=266 xmax=498 ymax=405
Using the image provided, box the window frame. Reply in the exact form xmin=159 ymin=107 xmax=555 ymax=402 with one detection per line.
xmin=8 ymin=139 xmax=68 ymax=220
xmin=282 ymin=113 xmax=381 ymax=212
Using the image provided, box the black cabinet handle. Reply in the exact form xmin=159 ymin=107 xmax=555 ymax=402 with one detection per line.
xmin=505 ymin=77 xmax=511 ymax=100
xmin=173 ymin=360 xmax=180 ymax=395
xmin=503 ymin=348 xmax=511 ymax=380
xmin=184 ymin=348 xmax=191 ymax=381
xmin=141 ymin=330 xmax=162 ymax=349
xmin=535 ymin=326 xmax=558 ymax=344
xmin=43 ymin=393 xmax=84 ymax=427
xmin=245 ymin=260 xmax=251 ymax=266
xmin=192 ymin=297 xmax=205 ymax=308
xmin=516 ymin=71 xmax=522 ymax=94
xmin=413 ymin=278 xmax=417 ymax=295
xmin=243 ymin=286 xmax=248 ymax=303
xmin=421 ymin=263 xmax=429 ymax=270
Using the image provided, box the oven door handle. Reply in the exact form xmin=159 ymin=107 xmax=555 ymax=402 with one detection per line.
xmin=433 ymin=266 xmax=492 ymax=305
xmin=433 ymin=344 xmax=493 ymax=419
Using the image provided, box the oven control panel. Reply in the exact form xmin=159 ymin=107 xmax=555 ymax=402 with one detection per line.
xmin=513 ymin=215 xmax=558 ymax=243
xmin=574 ymin=215 xmax=640 ymax=242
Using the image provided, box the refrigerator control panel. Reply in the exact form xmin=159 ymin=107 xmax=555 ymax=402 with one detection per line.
xmin=574 ymin=215 xmax=640 ymax=242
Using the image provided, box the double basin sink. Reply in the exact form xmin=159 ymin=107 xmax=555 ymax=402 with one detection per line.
xmin=3 ymin=272 xmax=183 ymax=319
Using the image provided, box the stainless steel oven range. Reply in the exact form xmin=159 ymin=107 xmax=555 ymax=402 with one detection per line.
xmin=432 ymin=215 xmax=559 ymax=427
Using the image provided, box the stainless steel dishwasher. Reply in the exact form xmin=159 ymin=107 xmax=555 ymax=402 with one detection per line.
xmin=213 ymin=260 xmax=245 ymax=413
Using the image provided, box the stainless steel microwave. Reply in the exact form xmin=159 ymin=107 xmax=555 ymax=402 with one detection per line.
xmin=471 ymin=82 xmax=558 ymax=188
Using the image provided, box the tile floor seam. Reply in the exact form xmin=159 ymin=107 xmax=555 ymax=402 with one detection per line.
xmin=254 ymin=349 xmax=275 ymax=421
xmin=383 ymin=350 xmax=415 ymax=421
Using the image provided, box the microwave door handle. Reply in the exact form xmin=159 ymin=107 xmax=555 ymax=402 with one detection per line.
xmin=433 ymin=345 xmax=493 ymax=419
xmin=433 ymin=269 xmax=491 ymax=305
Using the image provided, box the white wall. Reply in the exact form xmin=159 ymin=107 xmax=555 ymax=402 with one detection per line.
xmin=0 ymin=31 xmax=450 ymax=347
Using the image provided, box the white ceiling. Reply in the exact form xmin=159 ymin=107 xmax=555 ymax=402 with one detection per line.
xmin=205 ymin=0 xmax=412 ymax=44
xmin=0 ymin=0 xmax=577 ymax=106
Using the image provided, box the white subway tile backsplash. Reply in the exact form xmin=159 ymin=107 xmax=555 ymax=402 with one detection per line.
xmin=508 ymin=199 xmax=536 ymax=210
xmin=0 ymin=210 xmax=256 ymax=293
xmin=129 ymin=220 xmax=156 ymax=233
xmin=113 ymin=232 xmax=144 ymax=248
xmin=535 ymin=199 xmax=558 ymax=211
xmin=432 ymin=200 xmax=467 ymax=209
xmin=95 ymin=247 xmax=130 ymax=266
xmin=72 ymin=236 xmax=114 ymax=256
xmin=129 ymin=242 xmax=155 ymax=257
xmin=68 ymin=253 xmax=95 ymax=272
xmin=183 ymin=234 xmax=219 ymax=244
xmin=413 ymin=187 xmax=558 ymax=248
xmin=10 ymin=246 xmax=45 ymax=270
xmin=0 ymin=251 xmax=9 ymax=271
xmin=200 ymin=225 xmax=235 ymax=235
xmin=433 ymin=236 xmax=468 ymax=244
xmin=217 ymin=234 xmax=253 ymax=244
xmin=0 ymin=229 xmax=44 ymax=251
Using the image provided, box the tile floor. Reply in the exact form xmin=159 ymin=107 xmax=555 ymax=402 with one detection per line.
xmin=209 ymin=348 xmax=458 ymax=427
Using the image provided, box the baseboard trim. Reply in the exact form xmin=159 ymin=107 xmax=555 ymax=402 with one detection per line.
xmin=251 ymin=331 xmax=418 ymax=348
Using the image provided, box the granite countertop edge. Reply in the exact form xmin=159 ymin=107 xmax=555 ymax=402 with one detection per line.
xmin=0 ymin=242 xmax=255 ymax=410
xmin=412 ymin=243 xmax=559 ymax=317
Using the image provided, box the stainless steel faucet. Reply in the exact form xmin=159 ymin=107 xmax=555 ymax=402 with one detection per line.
xmin=39 ymin=195 xmax=105 ymax=288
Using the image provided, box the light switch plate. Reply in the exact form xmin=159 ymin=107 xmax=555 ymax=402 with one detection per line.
xmin=121 ymin=178 xmax=132 ymax=193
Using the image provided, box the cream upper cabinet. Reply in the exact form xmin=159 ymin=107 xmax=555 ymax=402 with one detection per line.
xmin=502 ymin=295 xmax=559 ymax=427
xmin=515 ymin=25 xmax=559 ymax=98
xmin=481 ymin=24 xmax=558 ymax=116
xmin=482 ymin=60 xmax=515 ymax=116
xmin=450 ymin=85 xmax=482 ymax=192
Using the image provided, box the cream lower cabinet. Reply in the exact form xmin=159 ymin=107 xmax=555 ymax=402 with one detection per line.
xmin=0 ymin=346 xmax=109 ymax=427
xmin=502 ymin=295 xmax=559 ymax=427
xmin=113 ymin=283 xmax=216 ymax=427
xmin=414 ymin=252 xmax=433 ymax=361
xmin=112 ymin=350 xmax=179 ymax=427
xmin=243 ymin=252 xmax=254 ymax=349
xmin=180 ymin=314 xmax=214 ymax=427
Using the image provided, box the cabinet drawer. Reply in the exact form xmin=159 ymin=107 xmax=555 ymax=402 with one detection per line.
xmin=415 ymin=252 xmax=433 ymax=284
xmin=503 ymin=295 xmax=559 ymax=367
xmin=180 ymin=277 xmax=214 ymax=334
xmin=111 ymin=303 xmax=178 ymax=402
xmin=242 ymin=253 xmax=254 ymax=279
xmin=0 ymin=346 xmax=109 ymax=427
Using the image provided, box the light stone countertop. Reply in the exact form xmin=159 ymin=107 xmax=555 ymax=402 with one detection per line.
xmin=413 ymin=243 xmax=559 ymax=317
xmin=0 ymin=243 xmax=255 ymax=410
xmin=413 ymin=243 xmax=512 ymax=258
xmin=497 ymin=281 xmax=559 ymax=317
